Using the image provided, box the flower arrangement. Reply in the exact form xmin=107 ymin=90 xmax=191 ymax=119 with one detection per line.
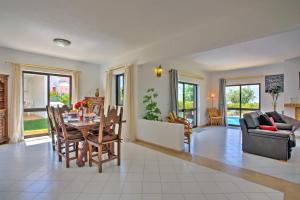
xmin=74 ymin=99 xmax=92 ymax=110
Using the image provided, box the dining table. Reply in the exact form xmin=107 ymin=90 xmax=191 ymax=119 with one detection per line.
xmin=65 ymin=117 xmax=99 ymax=167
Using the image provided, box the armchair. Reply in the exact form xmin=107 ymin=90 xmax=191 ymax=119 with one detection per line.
xmin=207 ymin=108 xmax=224 ymax=126
xmin=167 ymin=112 xmax=193 ymax=152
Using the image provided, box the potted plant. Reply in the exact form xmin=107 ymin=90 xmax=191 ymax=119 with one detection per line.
xmin=143 ymin=88 xmax=162 ymax=121
xmin=266 ymin=85 xmax=282 ymax=111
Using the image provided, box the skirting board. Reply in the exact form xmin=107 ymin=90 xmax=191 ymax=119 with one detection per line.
xmin=135 ymin=139 xmax=184 ymax=153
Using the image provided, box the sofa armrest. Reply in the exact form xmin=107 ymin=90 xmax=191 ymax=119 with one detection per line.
xmin=275 ymin=123 xmax=293 ymax=131
xmin=248 ymin=129 xmax=290 ymax=139
xmin=281 ymin=114 xmax=300 ymax=132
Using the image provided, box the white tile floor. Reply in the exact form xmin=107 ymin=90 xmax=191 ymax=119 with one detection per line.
xmin=0 ymin=139 xmax=283 ymax=200
xmin=191 ymin=127 xmax=300 ymax=184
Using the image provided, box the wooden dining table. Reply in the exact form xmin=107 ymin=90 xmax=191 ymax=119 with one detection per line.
xmin=65 ymin=118 xmax=99 ymax=167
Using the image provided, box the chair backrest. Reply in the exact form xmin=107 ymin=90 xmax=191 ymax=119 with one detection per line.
xmin=92 ymin=104 xmax=101 ymax=116
xmin=60 ymin=104 xmax=72 ymax=113
xmin=53 ymin=107 xmax=68 ymax=139
xmin=207 ymin=108 xmax=220 ymax=118
xmin=46 ymin=105 xmax=55 ymax=133
xmin=167 ymin=112 xmax=176 ymax=123
xmin=98 ymin=106 xmax=123 ymax=143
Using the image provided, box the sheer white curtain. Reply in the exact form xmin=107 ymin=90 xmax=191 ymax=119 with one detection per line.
xmin=104 ymin=70 xmax=113 ymax=113
xmin=105 ymin=65 xmax=136 ymax=141
xmin=123 ymin=65 xmax=136 ymax=141
xmin=9 ymin=64 xmax=24 ymax=143
xmin=72 ymin=71 xmax=80 ymax=104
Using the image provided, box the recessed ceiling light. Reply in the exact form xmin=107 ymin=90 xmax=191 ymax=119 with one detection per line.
xmin=53 ymin=38 xmax=71 ymax=47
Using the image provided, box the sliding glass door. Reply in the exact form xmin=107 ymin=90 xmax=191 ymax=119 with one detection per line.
xmin=23 ymin=71 xmax=72 ymax=138
xmin=226 ymin=84 xmax=260 ymax=126
xmin=178 ymin=82 xmax=198 ymax=127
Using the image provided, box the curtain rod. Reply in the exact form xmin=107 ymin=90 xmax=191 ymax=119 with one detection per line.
xmin=224 ymin=75 xmax=264 ymax=80
xmin=178 ymin=71 xmax=204 ymax=80
xmin=5 ymin=61 xmax=80 ymax=73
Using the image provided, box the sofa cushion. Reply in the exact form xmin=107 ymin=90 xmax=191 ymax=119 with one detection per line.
xmin=276 ymin=123 xmax=293 ymax=131
xmin=248 ymin=128 xmax=291 ymax=138
xmin=266 ymin=111 xmax=287 ymax=123
xmin=258 ymin=114 xmax=273 ymax=126
xmin=243 ymin=112 xmax=260 ymax=129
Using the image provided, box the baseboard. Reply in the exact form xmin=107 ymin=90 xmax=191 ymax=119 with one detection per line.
xmin=135 ymin=139 xmax=184 ymax=153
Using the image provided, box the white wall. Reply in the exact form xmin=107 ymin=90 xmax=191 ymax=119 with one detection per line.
xmin=0 ymin=47 xmax=104 ymax=97
xmin=207 ymin=57 xmax=300 ymax=117
xmin=137 ymin=62 xmax=209 ymax=126
xmin=0 ymin=47 xmax=105 ymax=120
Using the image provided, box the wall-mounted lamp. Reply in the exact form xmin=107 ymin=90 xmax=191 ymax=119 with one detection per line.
xmin=154 ymin=65 xmax=163 ymax=77
xmin=210 ymin=93 xmax=215 ymax=108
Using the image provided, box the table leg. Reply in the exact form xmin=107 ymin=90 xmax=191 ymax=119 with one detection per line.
xmin=76 ymin=128 xmax=89 ymax=167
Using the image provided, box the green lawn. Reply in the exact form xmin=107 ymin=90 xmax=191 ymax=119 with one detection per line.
xmin=24 ymin=118 xmax=49 ymax=131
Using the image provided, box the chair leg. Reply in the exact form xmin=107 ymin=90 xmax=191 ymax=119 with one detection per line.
xmin=75 ymin=142 xmax=78 ymax=159
xmin=187 ymin=135 xmax=190 ymax=152
xmin=66 ymin=141 xmax=70 ymax=168
xmin=52 ymin=131 xmax=56 ymax=151
xmin=57 ymin=138 xmax=62 ymax=162
xmin=84 ymin=143 xmax=88 ymax=162
xmin=88 ymin=144 xmax=93 ymax=167
xmin=98 ymin=145 xmax=102 ymax=173
xmin=117 ymin=141 xmax=121 ymax=166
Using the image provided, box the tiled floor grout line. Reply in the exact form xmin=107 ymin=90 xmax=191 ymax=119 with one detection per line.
xmin=133 ymin=140 xmax=300 ymax=200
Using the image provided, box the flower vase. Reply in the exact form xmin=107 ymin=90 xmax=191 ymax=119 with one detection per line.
xmin=79 ymin=106 xmax=84 ymax=121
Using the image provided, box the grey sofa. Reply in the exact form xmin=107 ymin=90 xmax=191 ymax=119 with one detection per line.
xmin=240 ymin=112 xmax=298 ymax=160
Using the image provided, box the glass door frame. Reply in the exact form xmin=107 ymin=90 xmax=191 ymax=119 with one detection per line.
xmin=115 ymin=73 xmax=125 ymax=106
xmin=22 ymin=71 xmax=72 ymax=137
xmin=178 ymin=81 xmax=198 ymax=127
xmin=226 ymin=83 xmax=261 ymax=126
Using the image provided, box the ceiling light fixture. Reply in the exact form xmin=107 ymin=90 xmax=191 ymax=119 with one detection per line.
xmin=53 ymin=38 xmax=71 ymax=47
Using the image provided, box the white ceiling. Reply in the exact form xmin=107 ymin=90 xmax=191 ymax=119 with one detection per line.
xmin=188 ymin=29 xmax=300 ymax=71
xmin=0 ymin=0 xmax=300 ymax=69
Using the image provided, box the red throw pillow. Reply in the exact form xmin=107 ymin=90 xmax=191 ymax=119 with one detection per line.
xmin=259 ymin=117 xmax=278 ymax=131
xmin=259 ymin=125 xmax=277 ymax=131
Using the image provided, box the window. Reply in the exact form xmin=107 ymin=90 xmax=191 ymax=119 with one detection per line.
xmin=23 ymin=71 xmax=72 ymax=138
xmin=116 ymin=74 xmax=125 ymax=106
xmin=178 ymin=82 xmax=198 ymax=127
xmin=226 ymin=84 xmax=260 ymax=126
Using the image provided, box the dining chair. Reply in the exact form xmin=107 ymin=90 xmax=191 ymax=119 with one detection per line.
xmin=87 ymin=106 xmax=123 ymax=173
xmin=46 ymin=105 xmax=57 ymax=151
xmin=92 ymin=104 xmax=101 ymax=116
xmin=53 ymin=107 xmax=84 ymax=168
xmin=60 ymin=104 xmax=72 ymax=113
